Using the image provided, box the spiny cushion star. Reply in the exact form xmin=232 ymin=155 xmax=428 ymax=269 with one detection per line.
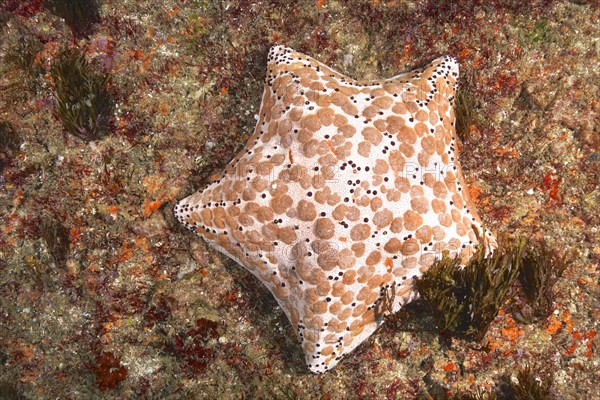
xmin=174 ymin=45 xmax=496 ymax=373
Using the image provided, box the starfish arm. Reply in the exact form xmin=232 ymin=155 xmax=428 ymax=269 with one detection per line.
xmin=174 ymin=45 xmax=495 ymax=373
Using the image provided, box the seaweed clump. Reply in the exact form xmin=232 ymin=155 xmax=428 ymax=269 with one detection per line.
xmin=454 ymin=70 xmax=483 ymax=142
xmin=452 ymin=365 xmax=554 ymax=400
xmin=518 ymin=242 xmax=568 ymax=321
xmin=453 ymin=390 xmax=497 ymax=400
xmin=44 ymin=0 xmax=101 ymax=38
xmin=168 ymin=318 xmax=220 ymax=376
xmin=415 ymin=237 xmax=525 ymax=341
xmin=40 ymin=217 xmax=70 ymax=267
xmin=51 ymin=47 xmax=114 ymax=141
xmin=455 ymin=89 xmax=479 ymax=141
xmin=0 ymin=380 xmax=28 ymax=400
xmin=6 ymin=32 xmax=44 ymax=90
xmin=0 ymin=121 xmax=21 ymax=174
xmin=498 ymin=365 xmax=554 ymax=400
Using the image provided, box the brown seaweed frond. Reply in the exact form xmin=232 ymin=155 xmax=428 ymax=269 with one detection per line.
xmin=499 ymin=365 xmax=554 ymax=400
xmin=415 ymin=236 xmax=525 ymax=341
xmin=518 ymin=241 xmax=569 ymax=321
xmin=44 ymin=0 xmax=101 ymax=38
xmin=51 ymin=47 xmax=114 ymax=141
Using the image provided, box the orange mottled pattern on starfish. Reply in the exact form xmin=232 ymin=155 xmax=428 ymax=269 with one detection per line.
xmin=174 ymin=45 xmax=496 ymax=373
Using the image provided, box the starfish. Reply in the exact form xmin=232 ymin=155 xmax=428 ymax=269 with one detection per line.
xmin=175 ymin=45 xmax=495 ymax=373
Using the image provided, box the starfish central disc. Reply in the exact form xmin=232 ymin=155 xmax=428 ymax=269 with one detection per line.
xmin=175 ymin=45 xmax=495 ymax=373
